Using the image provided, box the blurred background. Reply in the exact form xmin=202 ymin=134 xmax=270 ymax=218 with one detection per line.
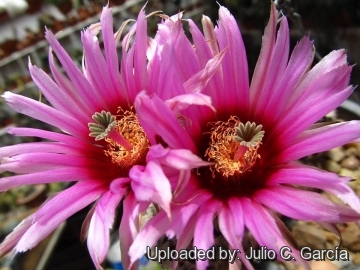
xmin=0 ymin=0 xmax=359 ymax=269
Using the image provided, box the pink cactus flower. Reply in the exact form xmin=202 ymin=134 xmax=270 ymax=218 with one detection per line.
xmin=0 ymin=5 xmax=215 ymax=270
xmin=130 ymin=3 xmax=360 ymax=270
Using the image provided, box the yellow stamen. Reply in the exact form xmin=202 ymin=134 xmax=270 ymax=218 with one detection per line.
xmin=205 ymin=116 xmax=263 ymax=178
xmin=92 ymin=109 xmax=149 ymax=176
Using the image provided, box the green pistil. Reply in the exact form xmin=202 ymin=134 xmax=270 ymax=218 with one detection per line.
xmin=234 ymin=121 xmax=265 ymax=147
xmin=88 ymin=111 xmax=116 ymax=141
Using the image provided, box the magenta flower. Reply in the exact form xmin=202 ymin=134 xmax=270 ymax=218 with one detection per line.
xmin=0 ymin=5 xmax=214 ymax=270
xmin=130 ymin=3 xmax=360 ymax=270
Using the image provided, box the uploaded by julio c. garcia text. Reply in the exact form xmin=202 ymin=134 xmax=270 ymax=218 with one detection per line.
xmin=146 ymin=246 xmax=349 ymax=264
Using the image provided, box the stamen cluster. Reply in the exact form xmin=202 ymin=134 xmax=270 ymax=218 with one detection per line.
xmin=205 ymin=116 xmax=263 ymax=178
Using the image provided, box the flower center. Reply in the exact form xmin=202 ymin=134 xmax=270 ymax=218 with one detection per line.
xmin=205 ymin=116 xmax=264 ymax=178
xmin=89 ymin=109 xmax=149 ymax=176
xmin=198 ymin=116 xmax=266 ymax=200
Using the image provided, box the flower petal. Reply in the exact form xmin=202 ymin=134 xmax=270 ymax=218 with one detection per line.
xmin=87 ymin=191 xmax=122 ymax=270
xmin=267 ymin=164 xmax=360 ymax=213
xmin=45 ymin=29 xmax=104 ymax=111
xmin=134 ymin=92 xmax=197 ymax=151
xmin=278 ymin=121 xmax=360 ymax=162
xmin=29 ymin=61 xmax=89 ymax=123
xmin=0 ymin=168 xmax=102 ymax=192
xmin=130 ymin=161 xmax=172 ymax=218
xmin=120 ymin=192 xmax=140 ymax=270
xmin=3 ymin=92 xmax=87 ymax=138
xmin=16 ymin=181 xmax=105 ymax=253
xmin=241 ymin=198 xmax=308 ymax=267
xmin=215 ymin=6 xmax=249 ymax=111
xmin=254 ymin=186 xmax=360 ymax=222
xmin=249 ymin=2 xmax=277 ymax=110
xmin=193 ymin=200 xmax=220 ymax=270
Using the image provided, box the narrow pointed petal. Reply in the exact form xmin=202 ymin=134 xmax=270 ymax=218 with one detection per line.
xmin=266 ymin=37 xmax=315 ymax=119
xmin=100 ymin=5 xmax=123 ymax=103
xmin=0 ymin=168 xmax=101 ymax=192
xmin=267 ymin=165 xmax=360 ymax=213
xmin=0 ymin=215 xmax=33 ymax=257
xmin=215 ymin=6 xmax=249 ymax=110
xmin=87 ymin=191 xmax=122 ymax=269
xmin=45 ymin=29 xmax=104 ymax=111
xmin=134 ymin=92 xmax=197 ymax=152
xmin=3 ymin=92 xmax=87 ymax=138
xmin=6 ymin=128 xmax=96 ymax=151
xmin=146 ymin=144 xmax=211 ymax=170
xmin=120 ymin=193 xmax=140 ymax=270
xmin=0 ymin=142 xmax=83 ymax=158
xmin=274 ymin=85 xmax=354 ymax=143
xmin=193 ymin=201 xmax=220 ymax=270
xmin=81 ymin=28 xmax=113 ymax=110
xmin=278 ymin=121 xmax=360 ymax=162
xmin=130 ymin=162 xmax=172 ymax=218
xmin=256 ymin=16 xmax=289 ymax=115
xmin=218 ymin=204 xmax=252 ymax=270
xmin=254 ymin=186 xmax=360 ymax=223
xmin=165 ymin=93 xmax=215 ymax=114
xmin=183 ymin=49 xmax=226 ymax=94
xmin=249 ymin=2 xmax=277 ymax=108
xmin=241 ymin=199 xmax=308 ymax=268
xmin=132 ymin=7 xmax=148 ymax=95
xmin=16 ymin=181 xmax=106 ymax=253
xmin=29 ymin=62 xmax=89 ymax=123
xmin=129 ymin=192 xmax=211 ymax=263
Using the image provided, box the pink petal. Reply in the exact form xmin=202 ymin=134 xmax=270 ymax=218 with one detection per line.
xmin=130 ymin=162 xmax=172 ymax=218
xmin=110 ymin=177 xmax=131 ymax=193
xmin=265 ymin=36 xmax=314 ymax=119
xmin=47 ymin=47 xmax=93 ymax=118
xmin=148 ymin=15 xmax=195 ymax=99
xmin=273 ymin=85 xmax=354 ymax=144
xmin=284 ymin=50 xmax=351 ymax=109
xmin=0 ymin=214 xmax=34 ymax=257
xmin=187 ymin=18 xmax=213 ymax=66
xmin=0 ymin=142 xmax=83 ymax=158
xmin=146 ymin=144 xmax=210 ymax=170
xmin=134 ymin=92 xmax=197 ymax=151
xmin=158 ymin=13 xmax=200 ymax=83
xmin=249 ymin=2 xmax=277 ymax=109
xmin=16 ymin=181 xmax=106 ymax=253
xmin=165 ymin=93 xmax=215 ymax=115
xmin=29 ymin=62 xmax=89 ymax=123
xmin=45 ymin=29 xmax=104 ymax=111
xmin=145 ymin=144 xmax=211 ymax=195
xmin=215 ymin=6 xmax=249 ymax=111
xmin=3 ymin=92 xmax=87 ymax=138
xmin=254 ymin=186 xmax=360 ymax=222
xmin=193 ymin=200 xmax=220 ymax=270
xmin=268 ymin=165 xmax=360 ymax=213
xmin=278 ymin=120 xmax=360 ymax=162
xmin=100 ymin=5 xmax=123 ymax=103
xmin=187 ymin=18 xmax=225 ymax=108
xmin=120 ymin=192 xmax=140 ymax=270
xmin=241 ymin=198 xmax=308 ymax=267
xmin=81 ymin=28 xmax=113 ymax=111
xmin=218 ymin=204 xmax=252 ymax=270
xmin=0 ymin=158 xmax=64 ymax=174
xmin=6 ymin=128 xmax=100 ymax=154
xmin=183 ymin=48 xmax=226 ymax=95
xmin=255 ymin=16 xmax=289 ymax=116
xmin=87 ymin=191 xmax=122 ymax=269
xmin=129 ymin=191 xmax=210 ymax=263
xmin=132 ymin=6 xmax=148 ymax=97
xmin=0 ymin=168 xmax=101 ymax=192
